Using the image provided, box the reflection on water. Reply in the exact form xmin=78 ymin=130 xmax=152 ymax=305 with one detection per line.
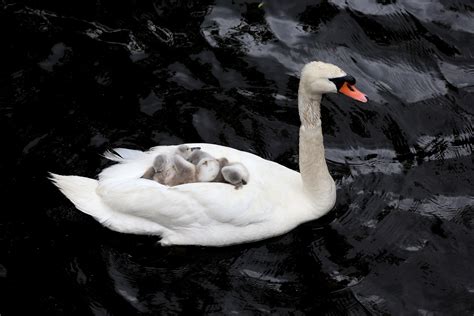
xmin=1 ymin=0 xmax=473 ymax=314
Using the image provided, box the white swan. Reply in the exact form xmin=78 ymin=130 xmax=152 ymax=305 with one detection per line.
xmin=50 ymin=61 xmax=367 ymax=246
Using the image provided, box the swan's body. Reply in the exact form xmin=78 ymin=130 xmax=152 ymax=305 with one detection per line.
xmin=51 ymin=61 xmax=367 ymax=246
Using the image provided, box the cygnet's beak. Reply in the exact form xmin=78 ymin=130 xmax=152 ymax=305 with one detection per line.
xmin=339 ymin=82 xmax=368 ymax=103
xmin=190 ymin=147 xmax=201 ymax=151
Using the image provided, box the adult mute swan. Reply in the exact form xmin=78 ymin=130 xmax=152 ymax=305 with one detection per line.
xmin=50 ymin=61 xmax=367 ymax=246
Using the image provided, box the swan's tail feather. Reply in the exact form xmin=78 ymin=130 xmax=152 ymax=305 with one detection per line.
xmin=103 ymin=150 xmax=124 ymax=162
xmin=49 ymin=173 xmax=166 ymax=236
xmin=49 ymin=173 xmax=111 ymax=222
xmin=103 ymin=148 xmax=146 ymax=163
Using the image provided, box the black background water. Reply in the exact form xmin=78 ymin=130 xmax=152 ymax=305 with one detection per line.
xmin=1 ymin=0 xmax=473 ymax=314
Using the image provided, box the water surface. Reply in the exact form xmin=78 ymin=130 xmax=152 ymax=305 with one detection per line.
xmin=1 ymin=0 xmax=473 ymax=314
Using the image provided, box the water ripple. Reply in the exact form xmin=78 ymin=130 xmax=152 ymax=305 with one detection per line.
xmin=2 ymin=0 xmax=474 ymax=314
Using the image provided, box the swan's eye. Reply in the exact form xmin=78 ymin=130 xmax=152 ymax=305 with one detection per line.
xmin=329 ymin=75 xmax=356 ymax=90
xmin=345 ymin=75 xmax=356 ymax=85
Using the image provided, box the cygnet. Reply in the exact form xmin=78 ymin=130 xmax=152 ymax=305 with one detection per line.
xmin=187 ymin=149 xmax=221 ymax=182
xmin=176 ymin=144 xmax=200 ymax=160
xmin=141 ymin=154 xmax=195 ymax=186
xmin=187 ymin=149 xmax=216 ymax=165
xmin=220 ymin=161 xmax=250 ymax=189
xmin=208 ymin=157 xmax=249 ymax=189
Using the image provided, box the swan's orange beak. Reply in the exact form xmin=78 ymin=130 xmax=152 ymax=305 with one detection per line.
xmin=339 ymin=82 xmax=368 ymax=103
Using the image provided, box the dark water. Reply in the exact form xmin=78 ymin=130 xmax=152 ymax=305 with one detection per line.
xmin=1 ymin=0 xmax=473 ymax=314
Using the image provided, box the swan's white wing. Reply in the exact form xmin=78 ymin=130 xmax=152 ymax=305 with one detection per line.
xmin=94 ymin=143 xmax=306 ymax=245
xmin=98 ymin=179 xmax=271 ymax=228
xmin=170 ymin=180 xmax=273 ymax=227
xmin=53 ymin=143 xmax=310 ymax=245
xmin=97 ymin=144 xmax=274 ymax=228
xmin=97 ymin=178 xmax=206 ymax=228
xmin=96 ymin=177 xmax=275 ymax=246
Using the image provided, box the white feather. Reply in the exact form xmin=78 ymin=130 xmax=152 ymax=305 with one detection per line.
xmin=103 ymin=148 xmax=147 ymax=162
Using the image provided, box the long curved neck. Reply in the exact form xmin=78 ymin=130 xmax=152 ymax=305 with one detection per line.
xmin=298 ymin=88 xmax=334 ymax=205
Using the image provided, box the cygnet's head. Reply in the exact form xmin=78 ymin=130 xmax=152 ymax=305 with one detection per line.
xmin=153 ymin=155 xmax=169 ymax=172
xmin=176 ymin=145 xmax=200 ymax=160
xmin=300 ymin=61 xmax=367 ymax=102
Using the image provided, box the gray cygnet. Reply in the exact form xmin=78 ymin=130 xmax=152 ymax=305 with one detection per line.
xmin=141 ymin=154 xmax=196 ymax=186
xmin=187 ymin=149 xmax=221 ymax=182
xmin=219 ymin=158 xmax=250 ymax=189
xmin=207 ymin=157 xmax=250 ymax=189
xmin=176 ymin=144 xmax=200 ymax=160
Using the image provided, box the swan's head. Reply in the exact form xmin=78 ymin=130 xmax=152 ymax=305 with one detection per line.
xmin=300 ymin=61 xmax=367 ymax=102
